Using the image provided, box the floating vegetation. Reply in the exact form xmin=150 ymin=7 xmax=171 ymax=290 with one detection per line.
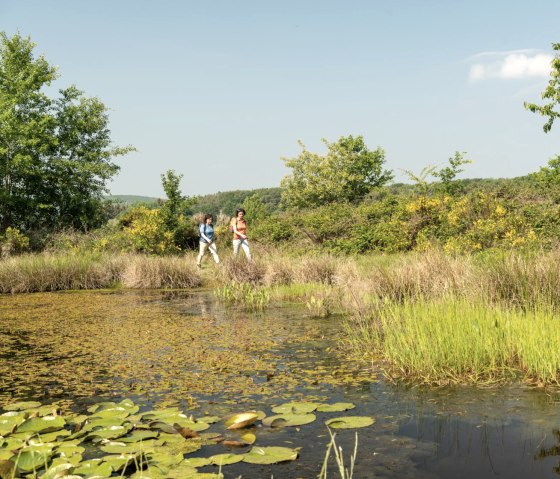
xmin=0 ymin=291 xmax=375 ymax=407
xmin=0 ymin=398 xmax=373 ymax=478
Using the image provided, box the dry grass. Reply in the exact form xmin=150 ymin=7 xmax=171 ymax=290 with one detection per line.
xmin=218 ymin=257 xmax=267 ymax=285
xmin=120 ymin=255 xmax=202 ymax=289
xmin=0 ymin=253 xmax=202 ymax=293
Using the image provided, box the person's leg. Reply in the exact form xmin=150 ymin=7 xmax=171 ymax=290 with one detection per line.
xmin=209 ymin=242 xmax=220 ymax=263
xmin=233 ymin=239 xmax=241 ymax=256
xmin=241 ymin=239 xmax=252 ymax=261
xmin=197 ymin=242 xmax=208 ymax=266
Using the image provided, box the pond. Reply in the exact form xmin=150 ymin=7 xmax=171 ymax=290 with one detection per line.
xmin=1 ymin=290 xmax=559 ymax=478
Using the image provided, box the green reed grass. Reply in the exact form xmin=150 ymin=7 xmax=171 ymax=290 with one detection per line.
xmin=215 ymin=281 xmax=271 ymax=311
xmin=343 ymin=299 xmax=560 ymax=385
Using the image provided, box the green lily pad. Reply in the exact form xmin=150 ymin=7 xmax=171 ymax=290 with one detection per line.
xmin=3 ymin=401 xmax=42 ymax=412
xmin=16 ymin=415 xmax=66 ymax=434
xmin=99 ymin=439 xmax=157 ymax=454
xmin=197 ymin=416 xmax=221 ymax=424
xmin=325 ymin=416 xmax=375 ymax=429
xmin=0 ymin=412 xmax=25 ymax=436
xmin=271 ymin=402 xmax=319 ymax=414
xmin=39 ymin=462 xmax=73 ymax=479
xmin=224 ymin=412 xmax=258 ymax=430
xmin=240 ymin=432 xmax=256 ymax=445
xmin=73 ymin=459 xmax=113 ymax=477
xmin=243 ymin=446 xmax=298 ymax=464
xmin=14 ymin=446 xmax=54 ymax=473
xmin=183 ymin=457 xmax=212 ymax=467
xmin=262 ymin=413 xmax=316 ymax=428
xmin=87 ymin=424 xmax=132 ymax=441
xmin=208 ymin=453 xmax=244 ymax=466
xmin=119 ymin=429 xmax=160 ymax=443
xmin=164 ymin=463 xmax=199 ymax=478
xmin=316 ymin=403 xmax=356 ymax=413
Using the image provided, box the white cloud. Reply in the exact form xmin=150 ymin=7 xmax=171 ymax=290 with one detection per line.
xmin=468 ymin=50 xmax=553 ymax=82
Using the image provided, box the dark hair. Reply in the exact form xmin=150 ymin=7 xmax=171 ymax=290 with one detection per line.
xmin=235 ymin=208 xmax=246 ymax=215
xmin=204 ymin=214 xmax=213 ymax=222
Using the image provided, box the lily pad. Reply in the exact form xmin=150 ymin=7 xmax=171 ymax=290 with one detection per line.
xmin=325 ymin=416 xmax=375 ymax=429
xmin=208 ymin=453 xmax=244 ymax=466
xmin=16 ymin=415 xmax=66 ymax=434
xmin=316 ymin=403 xmax=356 ymax=413
xmin=39 ymin=462 xmax=74 ymax=479
xmin=183 ymin=457 xmax=212 ymax=467
xmin=271 ymin=402 xmax=319 ymax=414
xmin=14 ymin=446 xmax=54 ymax=473
xmin=224 ymin=412 xmax=258 ymax=430
xmin=243 ymin=446 xmax=298 ymax=465
xmin=73 ymin=459 xmax=113 ymax=477
xmin=262 ymin=413 xmax=316 ymax=428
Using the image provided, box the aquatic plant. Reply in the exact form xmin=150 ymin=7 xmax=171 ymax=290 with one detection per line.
xmin=0 ymin=399 xmax=372 ymax=478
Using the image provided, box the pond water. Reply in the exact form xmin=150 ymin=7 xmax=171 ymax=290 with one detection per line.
xmin=0 ymin=290 xmax=559 ymax=478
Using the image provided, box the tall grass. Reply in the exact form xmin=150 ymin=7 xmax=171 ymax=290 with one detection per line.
xmin=0 ymin=253 xmax=201 ymax=292
xmin=343 ymin=299 xmax=560 ymax=385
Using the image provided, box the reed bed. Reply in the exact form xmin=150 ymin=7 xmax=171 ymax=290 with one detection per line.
xmin=343 ymin=299 xmax=560 ymax=385
xmin=0 ymin=253 xmax=201 ymax=292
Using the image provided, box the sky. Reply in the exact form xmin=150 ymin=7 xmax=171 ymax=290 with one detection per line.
xmin=1 ymin=0 xmax=559 ymax=198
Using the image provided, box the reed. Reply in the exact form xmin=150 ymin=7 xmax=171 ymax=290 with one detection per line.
xmin=0 ymin=252 xmax=201 ymax=292
xmin=343 ymin=299 xmax=560 ymax=385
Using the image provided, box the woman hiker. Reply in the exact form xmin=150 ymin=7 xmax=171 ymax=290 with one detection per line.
xmin=230 ymin=208 xmax=252 ymax=260
xmin=197 ymin=214 xmax=220 ymax=267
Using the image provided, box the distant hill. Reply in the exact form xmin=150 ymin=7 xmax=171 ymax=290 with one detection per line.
xmin=108 ymin=195 xmax=160 ymax=205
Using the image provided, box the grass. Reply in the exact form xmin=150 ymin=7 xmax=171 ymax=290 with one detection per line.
xmin=2 ymin=247 xmax=560 ymax=386
xmin=343 ymin=298 xmax=560 ymax=386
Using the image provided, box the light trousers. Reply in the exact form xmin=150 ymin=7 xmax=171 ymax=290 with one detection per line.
xmin=233 ymin=238 xmax=252 ymax=260
xmin=197 ymin=241 xmax=220 ymax=265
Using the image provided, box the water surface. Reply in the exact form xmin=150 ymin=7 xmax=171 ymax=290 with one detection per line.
xmin=1 ymin=290 xmax=558 ymax=478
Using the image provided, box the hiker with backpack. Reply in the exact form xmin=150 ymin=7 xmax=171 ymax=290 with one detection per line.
xmin=230 ymin=208 xmax=252 ymax=260
xmin=197 ymin=214 xmax=220 ymax=268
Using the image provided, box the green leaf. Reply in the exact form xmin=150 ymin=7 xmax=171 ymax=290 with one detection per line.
xmin=271 ymin=402 xmax=319 ymax=414
xmin=208 ymin=453 xmax=244 ymax=466
xmin=39 ymin=462 xmax=73 ymax=479
xmin=262 ymin=413 xmax=316 ymax=428
xmin=16 ymin=416 xmax=66 ymax=434
xmin=325 ymin=416 xmax=375 ymax=429
xmin=14 ymin=447 xmax=53 ymax=473
xmin=243 ymin=446 xmax=298 ymax=464
xmin=316 ymin=403 xmax=356 ymax=413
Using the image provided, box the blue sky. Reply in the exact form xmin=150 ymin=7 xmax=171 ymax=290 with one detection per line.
xmin=2 ymin=1 xmax=559 ymax=197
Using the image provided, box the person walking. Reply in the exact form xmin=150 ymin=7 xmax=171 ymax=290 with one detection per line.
xmin=230 ymin=208 xmax=252 ymax=260
xmin=197 ymin=214 xmax=220 ymax=267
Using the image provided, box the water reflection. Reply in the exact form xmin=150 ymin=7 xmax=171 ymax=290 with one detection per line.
xmin=0 ymin=290 xmax=559 ymax=478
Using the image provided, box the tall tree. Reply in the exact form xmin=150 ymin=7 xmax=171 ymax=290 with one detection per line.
xmin=0 ymin=32 xmax=134 ymax=234
xmin=524 ymin=43 xmax=560 ymax=133
xmin=281 ymin=135 xmax=393 ymax=208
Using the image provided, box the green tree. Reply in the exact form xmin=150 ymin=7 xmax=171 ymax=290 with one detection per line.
xmin=0 ymin=32 xmax=134 ymax=235
xmin=524 ymin=43 xmax=560 ymax=133
xmin=242 ymin=193 xmax=270 ymax=223
xmin=281 ymin=135 xmax=393 ymax=208
xmin=433 ymin=151 xmax=472 ymax=196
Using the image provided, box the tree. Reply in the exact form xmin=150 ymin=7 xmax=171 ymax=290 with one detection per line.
xmin=0 ymin=32 xmax=134 ymax=235
xmin=433 ymin=151 xmax=472 ymax=196
xmin=524 ymin=43 xmax=560 ymax=133
xmin=281 ymin=135 xmax=393 ymax=208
